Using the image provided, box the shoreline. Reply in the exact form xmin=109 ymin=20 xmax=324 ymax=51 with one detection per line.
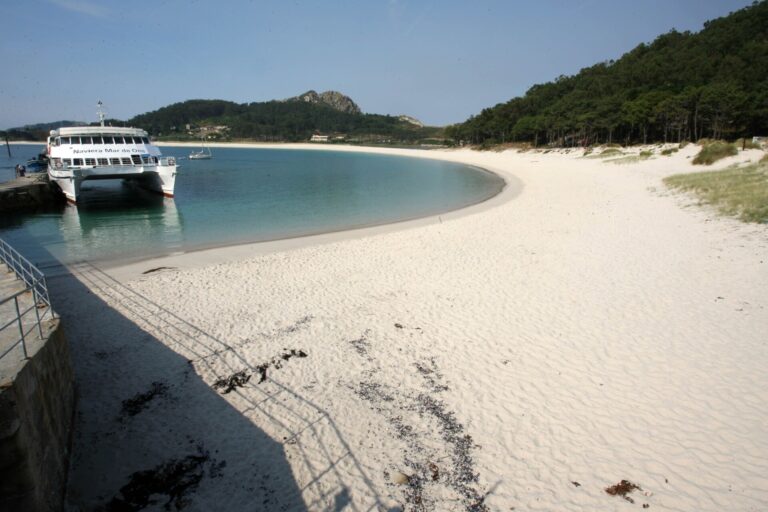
xmin=4 ymin=143 xmax=514 ymax=279
xmin=103 ymin=145 xmax=518 ymax=281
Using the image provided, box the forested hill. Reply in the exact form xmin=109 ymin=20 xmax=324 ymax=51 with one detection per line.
xmin=127 ymin=96 xmax=439 ymax=143
xmin=3 ymin=93 xmax=440 ymax=143
xmin=446 ymin=1 xmax=768 ymax=147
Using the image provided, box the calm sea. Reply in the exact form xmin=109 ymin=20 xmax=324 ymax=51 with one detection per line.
xmin=0 ymin=144 xmax=503 ymax=270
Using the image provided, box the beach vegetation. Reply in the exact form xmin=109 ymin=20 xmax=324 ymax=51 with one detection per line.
xmin=734 ymin=138 xmax=761 ymax=150
xmin=664 ymin=161 xmax=768 ymax=223
xmin=446 ymin=2 xmax=767 ymax=148
xmin=692 ymin=141 xmax=738 ymax=165
xmin=661 ymin=147 xmax=679 ymax=156
xmin=583 ymin=147 xmax=625 ymax=159
xmin=601 ymin=147 xmax=623 ymax=157
xmin=609 ymin=151 xmax=653 ymax=165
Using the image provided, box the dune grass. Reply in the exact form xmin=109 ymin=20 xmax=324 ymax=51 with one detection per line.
xmin=583 ymin=147 xmax=626 ymax=159
xmin=735 ymin=138 xmax=762 ymax=150
xmin=664 ymin=160 xmax=768 ymax=223
xmin=692 ymin=141 xmax=738 ymax=165
xmin=601 ymin=147 xmax=624 ymax=157
xmin=608 ymin=150 xmax=653 ymax=165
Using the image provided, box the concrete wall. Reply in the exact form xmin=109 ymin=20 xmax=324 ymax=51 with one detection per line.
xmin=0 ymin=320 xmax=75 ymax=512
xmin=0 ymin=180 xmax=65 ymax=213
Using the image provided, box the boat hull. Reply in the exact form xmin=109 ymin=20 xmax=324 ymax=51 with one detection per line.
xmin=48 ymin=163 xmax=178 ymax=203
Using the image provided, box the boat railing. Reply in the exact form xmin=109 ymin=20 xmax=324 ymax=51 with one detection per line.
xmin=52 ymin=156 xmax=164 ymax=172
xmin=0 ymin=238 xmax=56 ymax=365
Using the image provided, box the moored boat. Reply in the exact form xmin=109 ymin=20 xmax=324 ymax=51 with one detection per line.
xmin=46 ymin=103 xmax=179 ymax=203
xmin=189 ymin=137 xmax=212 ymax=160
xmin=25 ymin=153 xmax=49 ymax=172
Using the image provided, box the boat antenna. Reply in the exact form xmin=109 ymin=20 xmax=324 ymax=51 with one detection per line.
xmin=97 ymin=100 xmax=106 ymax=127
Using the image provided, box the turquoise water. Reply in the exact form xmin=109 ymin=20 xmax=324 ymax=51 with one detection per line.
xmin=0 ymin=145 xmax=503 ymax=269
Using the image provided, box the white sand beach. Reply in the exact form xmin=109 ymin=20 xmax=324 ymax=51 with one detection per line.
xmin=55 ymin=143 xmax=768 ymax=511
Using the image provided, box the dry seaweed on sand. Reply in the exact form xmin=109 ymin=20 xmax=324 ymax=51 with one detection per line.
xmin=104 ymin=445 xmax=224 ymax=511
xmin=120 ymin=381 xmax=169 ymax=418
xmin=605 ymin=479 xmax=641 ymax=503
xmin=212 ymin=370 xmax=252 ymax=394
xmin=211 ymin=349 xmax=308 ymax=393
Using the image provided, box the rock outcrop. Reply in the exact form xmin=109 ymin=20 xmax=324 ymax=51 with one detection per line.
xmin=286 ymin=90 xmax=362 ymax=115
xmin=398 ymin=115 xmax=424 ymax=127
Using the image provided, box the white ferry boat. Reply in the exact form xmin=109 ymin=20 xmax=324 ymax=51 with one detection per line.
xmin=46 ymin=106 xmax=178 ymax=203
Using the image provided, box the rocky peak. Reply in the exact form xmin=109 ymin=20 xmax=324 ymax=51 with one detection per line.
xmin=398 ymin=115 xmax=424 ymax=127
xmin=287 ymin=90 xmax=361 ymax=115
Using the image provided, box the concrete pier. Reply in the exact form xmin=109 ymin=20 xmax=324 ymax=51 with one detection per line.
xmin=0 ymin=269 xmax=74 ymax=511
xmin=0 ymin=174 xmax=65 ymax=213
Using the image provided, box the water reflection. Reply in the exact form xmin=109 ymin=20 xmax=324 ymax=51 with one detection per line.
xmin=0 ymin=182 xmax=184 ymax=270
xmin=58 ymin=183 xmax=184 ymax=264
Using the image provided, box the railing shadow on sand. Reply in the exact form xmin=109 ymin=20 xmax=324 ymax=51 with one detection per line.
xmin=53 ymin=259 xmax=390 ymax=511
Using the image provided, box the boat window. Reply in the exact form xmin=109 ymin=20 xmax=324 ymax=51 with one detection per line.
xmin=81 ymin=136 xmax=93 ymax=144
xmin=53 ymin=137 xmax=60 ymax=146
xmin=60 ymin=137 xmax=70 ymax=144
xmin=120 ymin=157 xmax=132 ymax=165
xmin=97 ymin=158 xmax=108 ymax=165
xmin=71 ymin=137 xmax=80 ymax=145
xmin=110 ymin=158 xmax=121 ymax=165
xmin=63 ymin=158 xmax=72 ymax=165
xmin=85 ymin=158 xmax=96 ymax=166
xmin=93 ymin=136 xmax=103 ymax=144
xmin=141 ymin=137 xmax=149 ymax=144
xmin=111 ymin=136 xmax=121 ymax=144
xmin=102 ymin=136 xmax=113 ymax=144
xmin=73 ymin=158 xmax=83 ymax=166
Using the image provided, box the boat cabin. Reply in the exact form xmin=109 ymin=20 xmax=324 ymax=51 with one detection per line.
xmin=47 ymin=127 xmax=161 ymax=169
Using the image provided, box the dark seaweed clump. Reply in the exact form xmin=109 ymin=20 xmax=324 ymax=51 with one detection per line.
xmin=120 ymin=381 xmax=169 ymax=418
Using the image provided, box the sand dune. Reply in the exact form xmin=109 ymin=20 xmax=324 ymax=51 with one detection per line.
xmin=57 ymin=144 xmax=768 ymax=511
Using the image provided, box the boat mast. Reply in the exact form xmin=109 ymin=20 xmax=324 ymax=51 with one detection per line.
xmin=97 ymin=100 xmax=106 ymax=127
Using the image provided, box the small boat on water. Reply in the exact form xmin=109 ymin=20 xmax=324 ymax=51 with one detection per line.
xmin=25 ymin=153 xmax=49 ymax=172
xmin=189 ymin=138 xmax=212 ymax=160
xmin=46 ymin=102 xmax=178 ymax=203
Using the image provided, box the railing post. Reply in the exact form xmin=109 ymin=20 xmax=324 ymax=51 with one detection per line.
xmin=33 ymin=287 xmax=43 ymax=339
xmin=15 ymin=296 xmax=29 ymax=360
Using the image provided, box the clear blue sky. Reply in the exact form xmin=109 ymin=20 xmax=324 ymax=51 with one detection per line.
xmin=0 ymin=0 xmax=755 ymax=129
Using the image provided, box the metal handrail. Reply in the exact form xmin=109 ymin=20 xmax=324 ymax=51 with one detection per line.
xmin=0 ymin=238 xmax=56 ymax=365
